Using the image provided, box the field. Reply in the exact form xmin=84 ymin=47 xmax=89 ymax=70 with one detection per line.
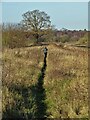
xmin=2 ymin=43 xmax=88 ymax=119
xmin=2 ymin=46 xmax=44 ymax=119
xmin=44 ymin=44 xmax=88 ymax=118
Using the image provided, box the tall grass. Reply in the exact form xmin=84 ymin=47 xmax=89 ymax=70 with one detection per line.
xmin=44 ymin=44 xmax=88 ymax=118
xmin=2 ymin=44 xmax=88 ymax=119
xmin=2 ymin=46 xmax=44 ymax=119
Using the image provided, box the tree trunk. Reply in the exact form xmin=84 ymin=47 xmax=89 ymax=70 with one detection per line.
xmin=36 ymin=34 xmax=39 ymax=44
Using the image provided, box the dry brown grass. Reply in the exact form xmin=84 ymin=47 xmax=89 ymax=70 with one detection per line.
xmin=2 ymin=44 xmax=88 ymax=119
xmin=44 ymin=44 xmax=88 ymax=118
xmin=2 ymin=46 xmax=44 ymax=118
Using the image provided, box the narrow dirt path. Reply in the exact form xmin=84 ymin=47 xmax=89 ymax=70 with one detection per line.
xmin=3 ymin=52 xmax=48 ymax=119
xmin=34 ymin=53 xmax=47 ymax=118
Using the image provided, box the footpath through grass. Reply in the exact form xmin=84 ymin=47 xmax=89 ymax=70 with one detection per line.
xmin=2 ymin=44 xmax=89 ymax=119
xmin=2 ymin=46 xmax=47 ymax=119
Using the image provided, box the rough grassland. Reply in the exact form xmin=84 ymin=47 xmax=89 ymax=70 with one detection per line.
xmin=44 ymin=44 xmax=88 ymax=118
xmin=2 ymin=44 xmax=88 ymax=119
xmin=2 ymin=47 xmax=44 ymax=119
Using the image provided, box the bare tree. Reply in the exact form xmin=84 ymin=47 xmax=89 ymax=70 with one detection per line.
xmin=21 ymin=10 xmax=52 ymax=43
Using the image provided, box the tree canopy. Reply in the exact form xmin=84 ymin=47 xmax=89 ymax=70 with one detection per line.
xmin=21 ymin=10 xmax=52 ymax=43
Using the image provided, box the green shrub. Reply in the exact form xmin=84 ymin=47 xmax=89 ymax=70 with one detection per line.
xmin=60 ymin=34 xmax=70 ymax=43
xmin=76 ymin=33 xmax=88 ymax=45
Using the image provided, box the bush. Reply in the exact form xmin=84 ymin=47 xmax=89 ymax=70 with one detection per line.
xmin=60 ymin=34 xmax=70 ymax=43
xmin=2 ymin=29 xmax=27 ymax=48
xmin=2 ymin=24 xmax=28 ymax=48
xmin=76 ymin=33 xmax=88 ymax=45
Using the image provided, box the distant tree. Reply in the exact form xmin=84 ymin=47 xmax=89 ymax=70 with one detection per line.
xmin=21 ymin=10 xmax=52 ymax=43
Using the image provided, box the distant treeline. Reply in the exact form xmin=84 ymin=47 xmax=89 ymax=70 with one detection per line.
xmin=2 ymin=23 xmax=88 ymax=48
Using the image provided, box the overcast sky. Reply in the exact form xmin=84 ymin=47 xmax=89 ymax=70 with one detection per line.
xmin=1 ymin=2 xmax=88 ymax=30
